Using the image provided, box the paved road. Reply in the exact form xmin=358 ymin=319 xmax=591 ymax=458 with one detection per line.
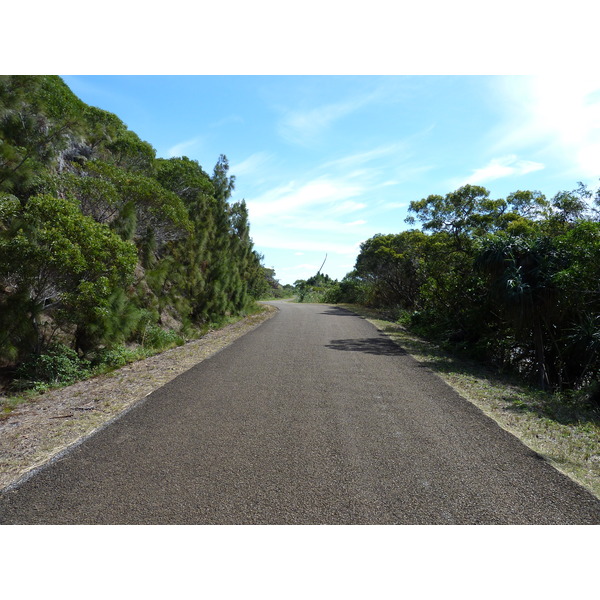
xmin=2 ymin=301 xmax=600 ymax=524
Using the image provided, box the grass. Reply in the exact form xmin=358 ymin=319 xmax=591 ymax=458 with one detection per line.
xmin=340 ymin=303 xmax=600 ymax=500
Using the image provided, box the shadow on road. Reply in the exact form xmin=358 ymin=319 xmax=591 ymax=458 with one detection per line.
xmin=320 ymin=307 xmax=363 ymax=318
xmin=325 ymin=337 xmax=407 ymax=356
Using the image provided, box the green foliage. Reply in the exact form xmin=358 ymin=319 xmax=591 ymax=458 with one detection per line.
xmin=139 ymin=324 xmax=184 ymax=350
xmin=0 ymin=76 xmax=86 ymax=197
xmin=106 ymin=130 xmax=156 ymax=175
xmin=256 ymin=266 xmax=296 ymax=300
xmin=0 ymin=76 xmax=274 ymax=389
xmin=355 ymin=231 xmax=428 ymax=308
xmin=0 ymin=192 xmax=138 ymax=356
xmin=155 ymin=156 xmax=214 ymax=204
xmin=91 ymin=345 xmax=140 ymax=370
xmin=294 ymin=272 xmax=338 ymax=303
xmin=15 ymin=344 xmax=91 ymax=390
xmin=81 ymin=105 xmax=126 ymax=146
xmin=405 ymin=185 xmax=507 ymax=250
xmin=352 ymin=181 xmax=600 ymax=393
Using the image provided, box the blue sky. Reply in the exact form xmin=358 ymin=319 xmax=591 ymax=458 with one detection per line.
xmin=61 ymin=74 xmax=600 ymax=285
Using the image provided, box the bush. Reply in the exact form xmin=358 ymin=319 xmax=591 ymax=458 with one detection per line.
xmin=16 ymin=343 xmax=91 ymax=389
xmin=323 ymin=274 xmax=370 ymax=305
xmin=91 ymin=345 xmax=139 ymax=369
xmin=141 ymin=324 xmax=184 ymax=350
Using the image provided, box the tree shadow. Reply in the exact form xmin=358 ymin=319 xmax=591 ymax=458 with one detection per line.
xmin=325 ymin=337 xmax=407 ymax=356
xmin=320 ymin=307 xmax=363 ymax=317
xmin=499 ymin=390 xmax=600 ymax=426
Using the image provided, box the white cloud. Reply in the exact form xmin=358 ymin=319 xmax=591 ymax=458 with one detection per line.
xmin=320 ymin=129 xmax=435 ymax=180
xmin=230 ymin=152 xmax=272 ymax=176
xmin=280 ymin=102 xmax=355 ymax=142
xmin=273 ymin=216 xmax=368 ymax=233
xmin=246 ymin=177 xmax=364 ymax=219
xmin=243 ymin=137 xmax=436 ymax=283
xmin=327 ymin=200 xmax=367 ymax=215
xmin=276 ymin=263 xmax=321 ymax=284
xmin=492 ymin=75 xmax=600 ymax=179
xmin=252 ymin=230 xmax=360 ymax=256
xmin=322 ymin=142 xmax=411 ymax=170
xmin=462 ymin=155 xmax=545 ymax=185
xmin=166 ymin=137 xmax=203 ymax=158
xmin=382 ymin=201 xmax=409 ymax=209
xmin=277 ymin=92 xmax=379 ymax=145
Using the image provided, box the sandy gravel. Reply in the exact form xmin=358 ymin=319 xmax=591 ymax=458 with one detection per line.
xmin=0 ymin=305 xmax=277 ymax=491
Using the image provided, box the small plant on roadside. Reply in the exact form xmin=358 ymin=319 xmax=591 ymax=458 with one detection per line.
xmin=91 ymin=345 xmax=141 ymax=371
xmin=141 ymin=324 xmax=185 ymax=350
xmin=14 ymin=344 xmax=91 ymax=391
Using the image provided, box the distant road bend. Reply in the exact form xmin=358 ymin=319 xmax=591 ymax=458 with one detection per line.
xmin=2 ymin=301 xmax=600 ymax=524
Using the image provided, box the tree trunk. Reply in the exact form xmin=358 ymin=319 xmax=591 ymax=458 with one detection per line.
xmin=532 ymin=314 xmax=549 ymax=390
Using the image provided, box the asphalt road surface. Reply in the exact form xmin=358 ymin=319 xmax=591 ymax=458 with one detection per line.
xmin=2 ymin=301 xmax=600 ymax=524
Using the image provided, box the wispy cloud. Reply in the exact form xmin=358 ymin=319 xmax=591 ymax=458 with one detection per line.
xmin=244 ymin=147 xmax=424 ymax=265
xmin=327 ymin=200 xmax=367 ymax=215
xmin=319 ymin=136 xmax=435 ymax=193
xmin=230 ymin=152 xmax=273 ymax=176
xmin=244 ymin=127 xmax=435 ymax=283
xmin=251 ymin=228 xmax=361 ymax=256
xmin=246 ymin=177 xmax=365 ymax=219
xmin=278 ymin=103 xmax=355 ymax=144
xmin=277 ymin=92 xmax=380 ymax=145
xmin=210 ymin=114 xmax=244 ymax=128
xmin=382 ymin=201 xmax=409 ymax=210
xmin=460 ymin=154 xmax=544 ymax=186
xmin=322 ymin=125 xmax=435 ymax=172
xmin=245 ymin=172 xmax=373 ymax=262
xmin=276 ymin=263 xmax=321 ymax=283
xmin=271 ymin=78 xmax=421 ymax=148
xmin=166 ymin=137 xmax=203 ymax=158
xmin=322 ymin=142 xmax=411 ymax=170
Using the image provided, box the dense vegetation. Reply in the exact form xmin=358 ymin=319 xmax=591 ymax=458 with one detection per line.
xmin=0 ymin=76 xmax=271 ymax=389
xmin=3 ymin=75 xmax=598 ymax=408
xmin=294 ymin=272 xmax=337 ymax=303
xmin=332 ymin=183 xmax=600 ymax=398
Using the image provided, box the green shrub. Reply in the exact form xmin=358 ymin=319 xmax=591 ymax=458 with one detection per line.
xmin=141 ymin=325 xmax=184 ymax=350
xmin=15 ymin=344 xmax=91 ymax=389
xmin=92 ymin=345 xmax=139 ymax=369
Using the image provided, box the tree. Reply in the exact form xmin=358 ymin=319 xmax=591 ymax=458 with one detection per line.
xmin=549 ymin=184 xmax=593 ymax=226
xmin=405 ymin=185 xmax=506 ymax=251
xmin=474 ymin=232 xmax=567 ymax=390
xmin=155 ymin=156 xmax=214 ymax=206
xmin=355 ymin=231 xmax=428 ymax=309
xmin=212 ymin=154 xmax=235 ymax=202
xmin=505 ymin=190 xmax=550 ymax=221
xmin=0 ymin=76 xmax=86 ymax=198
xmin=0 ymin=194 xmax=137 ymax=357
xmin=0 ymin=76 xmax=271 ymax=375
